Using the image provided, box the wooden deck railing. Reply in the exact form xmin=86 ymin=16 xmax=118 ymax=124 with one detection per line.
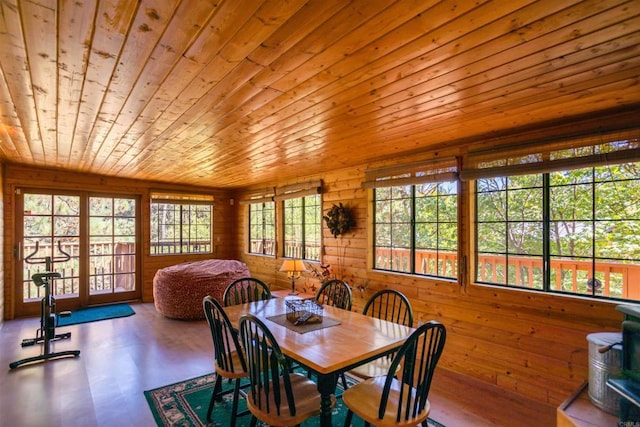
xmin=375 ymin=247 xmax=640 ymax=299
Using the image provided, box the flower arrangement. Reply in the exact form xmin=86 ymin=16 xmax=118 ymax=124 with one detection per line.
xmin=323 ymin=203 xmax=355 ymax=238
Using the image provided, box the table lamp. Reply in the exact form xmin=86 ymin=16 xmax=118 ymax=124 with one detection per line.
xmin=280 ymin=259 xmax=307 ymax=295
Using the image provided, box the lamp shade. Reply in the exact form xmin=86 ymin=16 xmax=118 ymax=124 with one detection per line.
xmin=279 ymin=259 xmax=308 ymax=273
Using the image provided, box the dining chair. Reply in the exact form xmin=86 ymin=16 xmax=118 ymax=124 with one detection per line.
xmin=349 ymin=289 xmax=414 ymax=379
xmin=342 ymin=321 xmax=446 ymax=427
xmin=238 ymin=313 xmax=334 ymax=426
xmin=223 ymin=277 xmax=271 ymax=306
xmin=315 ymin=279 xmax=352 ymax=311
xmin=314 ymin=279 xmax=352 ymax=390
xmin=202 ymin=296 xmax=250 ymax=427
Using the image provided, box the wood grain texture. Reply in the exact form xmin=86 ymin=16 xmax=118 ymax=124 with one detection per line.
xmin=0 ymin=0 xmax=637 ymax=188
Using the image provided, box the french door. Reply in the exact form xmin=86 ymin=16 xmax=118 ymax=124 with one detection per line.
xmin=15 ymin=189 xmax=140 ymax=316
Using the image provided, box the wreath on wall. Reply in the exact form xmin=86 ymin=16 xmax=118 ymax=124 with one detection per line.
xmin=323 ymin=203 xmax=355 ymax=238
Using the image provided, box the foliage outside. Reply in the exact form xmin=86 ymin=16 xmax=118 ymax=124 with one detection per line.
xmin=476 ymin=162 xmax=640 ymax=299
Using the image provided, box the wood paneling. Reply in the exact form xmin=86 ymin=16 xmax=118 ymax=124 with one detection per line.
xmin=0 ymin=0 xmax=638 ymax=188
xmin=0 ymin=163 xmax=4 ymax=329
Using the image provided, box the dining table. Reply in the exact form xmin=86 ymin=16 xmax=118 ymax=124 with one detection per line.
xmin=222 ymin=291 xmax=415 ymax=427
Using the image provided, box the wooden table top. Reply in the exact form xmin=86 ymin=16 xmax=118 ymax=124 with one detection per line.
xmin=222 ymin=295 xmax=415 ymax=375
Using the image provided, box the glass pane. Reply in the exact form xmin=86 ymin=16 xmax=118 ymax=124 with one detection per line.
xmin=508 ymin=174 xmax=541 ymax=189
xmin=54 ymin=217 xmax=79 ymax=236
xmin=54 ymin=195 xmax=79 ymax=215
xmin=439 ymin=222 xmax=458 ymax=251
xmin=549 ymin=221 xmax=593 ymax=257
xmin=550 ymin=184 xmax=592 ymax=221
xmin=477 ymin=223 xmax=505 ymax=252
xmin=596 ymin=220 xmax=640 ymax=260
xmin=438 ymin=194 xmax=457 ymax=222
xmin=415 ymin=196 xmax=436 ymax=222
xmin=25 ymin=194 xmax=52 ymax=215
xmin=477 ymin=192 xmax=506 ymax=222
xmin=90 ymin=217 xmax=112 ymax=235
xmin=90 ymin=197 xmax=113 ymax=216
xmin=25 ymin=216 xmax=52 ymax=237
xmin=507 ymin=188 xmax=542 ymax=221
xmin=114 ymin=198 xmax=135 ymax=217
xmin=415 ymin=223 xmax=437 ymax=249
xmin=507 ymin=222 xmax=543 ymax=255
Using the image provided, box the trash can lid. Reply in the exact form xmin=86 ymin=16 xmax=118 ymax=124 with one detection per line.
xmin=587 ymin=331 xmax=622 ymax=346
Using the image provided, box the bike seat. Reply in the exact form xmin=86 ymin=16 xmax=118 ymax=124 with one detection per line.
xmin=31 ymin=272 xmax=61 ymax=287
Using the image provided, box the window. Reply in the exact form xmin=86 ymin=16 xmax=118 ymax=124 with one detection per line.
xmin=366 ymin=158 xmax=459 ymax=279
xmin=374 ymin=182 xmax=458 ymax=278
xmin=248 ymin=201 xmax=275 ymax=256
xmin=283 ymin=194 xmax=321 ymax=261
xmin=468 ymin=131 xmax=640 ymax=301
xmin=150 ymin=192 xmax=213 ymax=255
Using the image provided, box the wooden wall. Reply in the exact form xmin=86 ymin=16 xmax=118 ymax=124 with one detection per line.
xmin=236 ymin=153 xmax=623 ymax=408
xmin=0 ymin=163 xmax=4 ymax=329
xmin=1 ymin=164 xmax=237 ymax=319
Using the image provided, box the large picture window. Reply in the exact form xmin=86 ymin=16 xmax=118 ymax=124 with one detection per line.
xmin=374 ymin=182 xmax=458 ymax=278
xmin=283 ymin=194 xmax=321 ymax=261
xmin=476 ymin=162 xmax=640 ymax=300
xmin=468 ymin=132 xmax=640 ymax=301
xmin=150 ymin=192 xmax=213 ymax=255
xmin=248 ymin=201 xmax=275 ymax=256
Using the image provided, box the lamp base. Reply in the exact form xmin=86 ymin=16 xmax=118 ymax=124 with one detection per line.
xmin=289 ymin=279 xmax=298 ymax=296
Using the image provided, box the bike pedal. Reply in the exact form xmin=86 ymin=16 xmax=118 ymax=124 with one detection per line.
xmin=58 ymin=311 xmax=72 ymax=317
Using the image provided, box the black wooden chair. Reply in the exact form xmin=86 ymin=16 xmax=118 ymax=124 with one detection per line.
xmin=349 ymin=289 xmax=414 ymax=379
xmin=315 ymin=279 xmax=352 ymax=311
xmin=342 ymin=321 xmax=446 ymax=427
xmin=238 ymin=313 xmax=333 ymax=426
xmin=312 ymin=279 xmax=353 ymax=389
xmin=202 ymin=296 xmax=250 ymax=427
xmin=223 ymin=277 xmax=271 ymax=306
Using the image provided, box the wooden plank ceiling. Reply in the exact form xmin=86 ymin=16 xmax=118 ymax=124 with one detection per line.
xmin=0 ymin=0 xmax=638 ymax=188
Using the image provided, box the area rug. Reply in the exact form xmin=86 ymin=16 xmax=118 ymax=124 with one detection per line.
xmin=144 ymin=371 xmax=445 ymax=426
xmin=57 ymin=303 xmax=135 ymax=326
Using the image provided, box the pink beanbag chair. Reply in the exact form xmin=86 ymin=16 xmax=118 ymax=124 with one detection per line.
xmin=153 ymin=259 xmax=250 ymax=319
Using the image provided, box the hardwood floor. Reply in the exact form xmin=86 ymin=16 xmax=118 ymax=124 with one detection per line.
xmin=0 ymin=303 xmax=556 ymax=427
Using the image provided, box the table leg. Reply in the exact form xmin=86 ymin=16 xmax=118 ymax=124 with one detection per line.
xmin=315 ymin=372 xmax=338 ymax=427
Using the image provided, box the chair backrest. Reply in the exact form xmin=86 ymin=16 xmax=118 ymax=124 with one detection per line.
xmin=379 ymin=321 xmax=446 ymax=423
xmin=363 ymin=289 xmax=414 ymax=327
xmin=315 ymin=279 xmax=352 ymax=310
xmin=203 ymin=295 xmax=247 ymax=375
xmin=238 ymin=313 xmax=296 ymax=417
xmin=223 ymin=277 xmax=271 ymax=306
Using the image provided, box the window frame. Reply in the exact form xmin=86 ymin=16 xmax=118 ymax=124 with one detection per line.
xmin=373 ymin=180 xmax=459 ymax=280
xmin=150 ymin=192 xmax=214 ymax=256
xmin=468 ymin=131 xmax=640 ymax=302
xmin=282 ymin=193 xmax=321 ymax=261
xmin=248 ymin=201 xmax=276 ymax=256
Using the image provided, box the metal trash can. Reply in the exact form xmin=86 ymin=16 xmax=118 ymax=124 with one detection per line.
xmin=587 ymin=332 xmax=622 ymax=414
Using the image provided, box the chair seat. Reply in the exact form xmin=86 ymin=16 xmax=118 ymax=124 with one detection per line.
xmin=349 ymin=356 xmax=395 ymax=379
xmin=342 ymin=376 xmax=430 ymax=427
xmin=214 ymin=349 xmax=248 ymax=380
xmin=246 ymin=372 xmax=334 ymax=426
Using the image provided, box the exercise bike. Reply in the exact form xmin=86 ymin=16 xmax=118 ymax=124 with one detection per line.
xmin=9 ymin=241 xmax=81 ymax=369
